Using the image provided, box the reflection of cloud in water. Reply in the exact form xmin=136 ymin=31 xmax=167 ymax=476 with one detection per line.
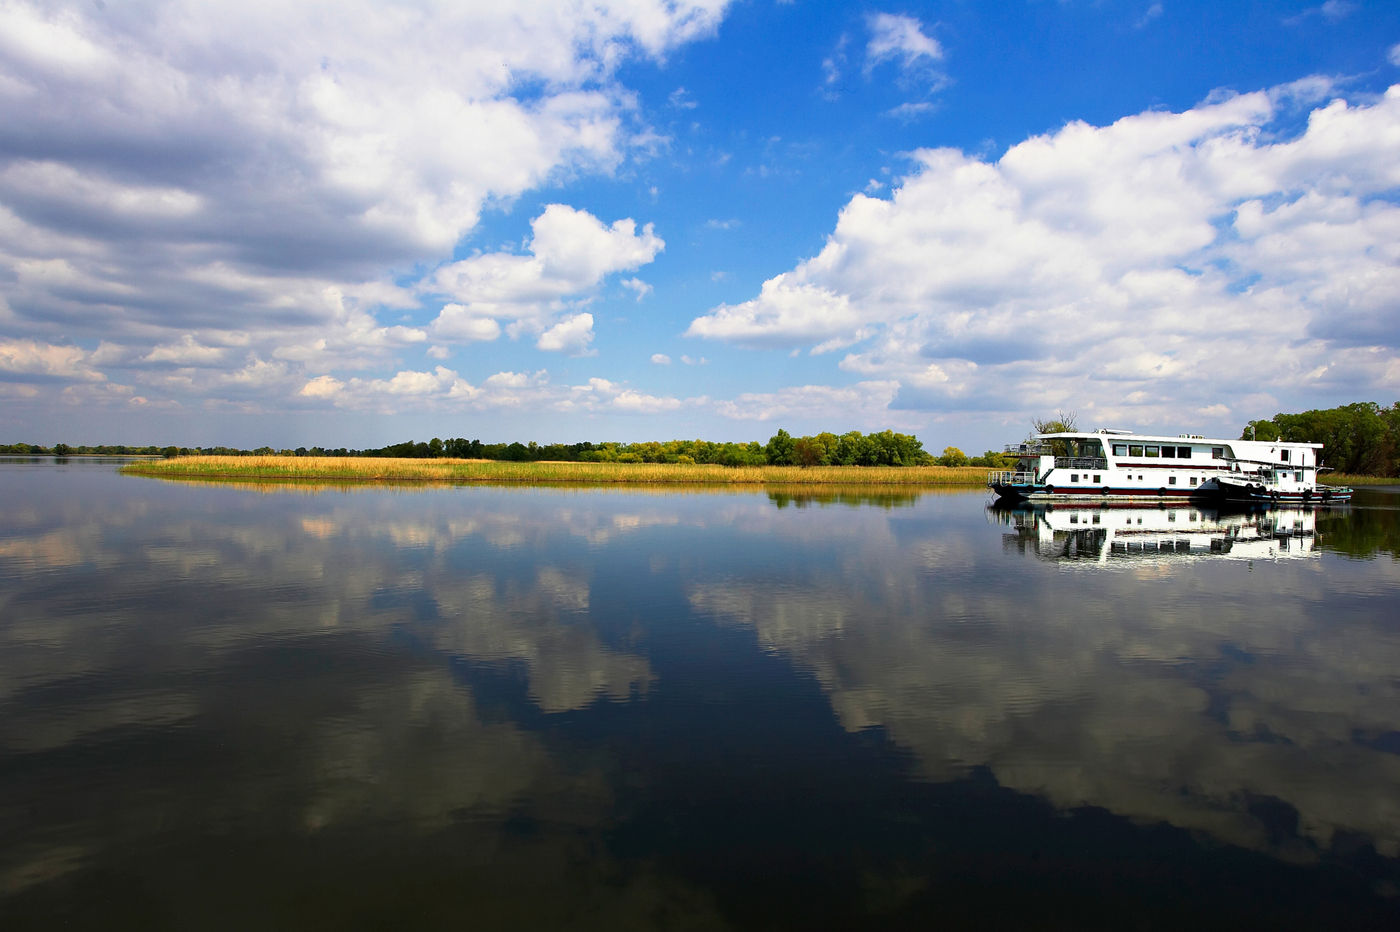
xmin=688 ymin=550 xmax=1400 ymax=859
xmin=433 ymin=569 xmax=654 ymax=713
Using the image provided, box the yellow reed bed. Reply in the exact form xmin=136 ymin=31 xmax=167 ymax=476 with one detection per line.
xmin=1320 ymin=473 xmax=1397 ymax=486
xmin=120 ymin=455 xmax=994 ymax=487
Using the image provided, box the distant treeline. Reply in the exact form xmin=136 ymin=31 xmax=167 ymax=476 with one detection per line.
xmin=1244 ymin=402 xmax=1400 ymax=477
xmin=1 ymin=429 xmax=1015 ymax=468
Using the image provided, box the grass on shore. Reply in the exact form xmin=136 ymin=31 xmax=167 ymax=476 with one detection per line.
xmin=119 ymin=455 xmax=994 ymax=487
xmin=1320 ymin=473 xmax=1399 ymax=486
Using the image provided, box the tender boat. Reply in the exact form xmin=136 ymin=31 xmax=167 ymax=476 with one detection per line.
xmin=987 ymin=428 xmax=1352 ymax=504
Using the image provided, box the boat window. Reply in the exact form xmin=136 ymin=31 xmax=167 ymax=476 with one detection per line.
xmin=1212 ymin=447 xmax=1224 ymax=458
xmin=1113 ymin=444 xmax=1127 ymax=456
xmin=1169 ymin=476 xmax=1177 ymax=485
xmin=1092 ymin=514 xmax=1100 ymax=524
xmin=1190 ymin=477 xmax=1198 ymax=485
xmin=1280 ymin=450 xmax=1289 ymax=462
xmin=1296 ymin=472 xmax=1303 ymax=481
xmin=1177 ymin=446 xmax=1192 ymax=458
xmin=1161 ymin=446 xmax=1176 ymax=458
xmin=1129 ymin=445 xmax=1143 ymax=457
xmin=1145 ymin=445 xmax=1159 ymax=457
xmin=1070 ymin=474 xmax=1078 ymax=482
xmin=1093 ymin=474 xmax=1101 ymax=483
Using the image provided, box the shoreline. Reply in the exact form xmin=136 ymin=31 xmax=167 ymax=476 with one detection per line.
xmin=119 ymin=455 xmax=994 ymax=487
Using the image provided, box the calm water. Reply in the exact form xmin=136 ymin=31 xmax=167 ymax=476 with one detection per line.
xmin=2 ymin=460 xmax=1399 ymax=930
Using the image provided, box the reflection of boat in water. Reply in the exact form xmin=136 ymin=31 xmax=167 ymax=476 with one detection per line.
xmin=990 ymin=502 xmax=1321 ymax=564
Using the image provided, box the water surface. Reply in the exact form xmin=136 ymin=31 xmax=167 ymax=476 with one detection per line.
xmin=2 ymin=460 xmax=1399 ymax=929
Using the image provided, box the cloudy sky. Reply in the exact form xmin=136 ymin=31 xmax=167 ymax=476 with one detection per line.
xmin=2 ymin=0 xmax=1399 ymax=450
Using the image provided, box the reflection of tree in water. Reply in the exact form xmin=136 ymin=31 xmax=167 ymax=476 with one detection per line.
xmin=766 ymin=489 xmax=923 ymax=510
xmin=1315 ymin=496 xmax=1400 ymax=559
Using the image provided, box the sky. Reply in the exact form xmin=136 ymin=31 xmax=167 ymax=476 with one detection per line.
xmin=2 ymin=0 xmax=1399 ymax=452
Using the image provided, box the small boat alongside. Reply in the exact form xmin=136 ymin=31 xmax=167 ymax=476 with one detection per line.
xmin=1215 ymin=468 xmax=1352 ymax=504
xmin=987 ymin=428 xmax=1351 ymax=505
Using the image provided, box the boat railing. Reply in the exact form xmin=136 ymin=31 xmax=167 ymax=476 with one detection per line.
xmin=1003 ymin=442 xmax=1052 ymax=455
xmin=1053 ymin=457 xmax=1108 ymax=470
xmin=988 ymin=470 xmax=1038 ymax=487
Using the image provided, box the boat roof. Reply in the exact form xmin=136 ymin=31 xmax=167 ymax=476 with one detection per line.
xmin=1032 ymin=430 xmax=1322 ymax=449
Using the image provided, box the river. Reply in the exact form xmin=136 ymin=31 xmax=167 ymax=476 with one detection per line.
xmin=2 ymin=459 xmax=1398 ymax=929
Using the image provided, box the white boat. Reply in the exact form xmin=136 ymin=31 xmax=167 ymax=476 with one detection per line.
xmin=987 ymin=429 xmax=1352 ymax=504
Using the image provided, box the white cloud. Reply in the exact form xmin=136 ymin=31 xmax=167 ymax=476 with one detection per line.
xmin=1136 ymin=3 xmax=1164 ymax=29
xmin=0 ymin=0 xmax=713 ymax=415
xmin=431 ymin=305 xmax=504 ymax=343
xmin=686 ymin=278 xmax=863 ymax=347
xmin=650 ymin=353 xmax=672 ymax=365
xmin=610 ymin=388 xmax=684 ymax=413
xmin=865 ymin=13 xmax=943 ymax=70
xmin=296 ymin=366 xmax=693 ymax=417
xmin=427 ymin=204 xmax=663 ymax=344
xmin=1320 ymin=0 xmax=1356 ymax=21
xmin=689 ymin=84 xmax=1400 ymax=432
xmin=714 ymin=381 xmax=903 ymax=422
xmin=143 ymin=335 xmax=226 ymax=366
xmin=536 ymin=312 xmax=597 ymax=355
xmin=621 ymin=277 xmax=653 ymax=300
xmin=1390 ymin=43 xmax=1400 ymax=67
xmin=1284 ymin=1 xmax=1357 ymax=26
xmin=887 ymin=101 xmax=937 ymax=121
xmin=0 ymin=338 xmax=104 ymax=382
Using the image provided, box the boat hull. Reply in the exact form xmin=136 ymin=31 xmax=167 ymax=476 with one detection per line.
xmin=1214 ymin=475 xmax=1352 ymax=504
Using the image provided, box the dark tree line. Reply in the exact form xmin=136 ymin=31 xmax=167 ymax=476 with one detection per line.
xmin=1243 ymin=402 xmax=1400 ymax=476
xmin=3 ymin=429 xmax=947 ymax=467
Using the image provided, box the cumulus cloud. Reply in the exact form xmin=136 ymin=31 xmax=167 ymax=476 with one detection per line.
xmin=713 ymin=381 xmax=903 ymax=422
xmin=536 ymin=312 xmax=596 ymax=356
xmin=688 ymin=84 xmax=1400 ymax=433
xmin=296 ymin=366 xmax=693 ymax=416
xmin=426 ymin=204 xmax=663 ymax=346
xmin=0 ymin=0 xmax=710 ymax=416
xmin=0 ymin=338 xmax=105 ymax=382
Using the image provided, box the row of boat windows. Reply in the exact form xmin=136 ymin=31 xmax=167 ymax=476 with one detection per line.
xmin=1069 ymin=474 xmax=1201 ymax=486
xmin=1110 ymin=444 xmax=1226 ymax=459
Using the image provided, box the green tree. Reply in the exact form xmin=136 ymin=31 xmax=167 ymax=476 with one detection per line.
xmin=765 ymin=428 xmax=795 ymax=466
xmin=937 ymin=446 xmax=969 ymax=466
xmin=793 ymin=436 xmax=826 ymax=467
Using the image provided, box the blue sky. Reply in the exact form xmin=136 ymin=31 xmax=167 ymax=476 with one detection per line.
xmin=2 ymin=0 xmax=1399 ymax=452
